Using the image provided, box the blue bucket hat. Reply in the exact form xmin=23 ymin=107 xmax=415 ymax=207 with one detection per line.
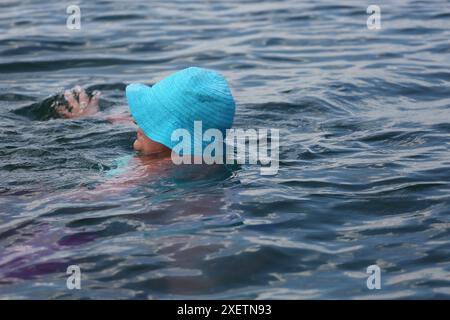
xmin=126 ymin=67 xmax=236 ymax=155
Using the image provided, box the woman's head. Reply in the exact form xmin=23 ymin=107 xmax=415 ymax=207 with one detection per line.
xmin=126 ymin=67 xmax=235 ymax=156
xmin=133 ymin=126 xmax=171 ymax=156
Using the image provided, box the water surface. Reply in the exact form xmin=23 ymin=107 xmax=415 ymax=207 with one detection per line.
xmin=0 ymin=0 xmax=449 ymax=299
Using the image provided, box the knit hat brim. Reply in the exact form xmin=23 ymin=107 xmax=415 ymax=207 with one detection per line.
xmin=126 ymin=83 xmax=180 ymax=150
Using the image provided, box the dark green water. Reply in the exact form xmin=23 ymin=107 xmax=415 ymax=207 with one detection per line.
xmin=0 ymin=0 xmax=449 ymax=299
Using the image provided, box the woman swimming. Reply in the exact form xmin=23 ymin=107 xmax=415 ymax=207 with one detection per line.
xmin=57 ymin=67 xmax=235 ymax=158
xmin=55 ymin=67 xmax=236 ymax=194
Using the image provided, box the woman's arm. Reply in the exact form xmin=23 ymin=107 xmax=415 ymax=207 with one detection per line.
xmin=55 ymin=86 xmax=133 ymax=124
xmin=103 ymin=113 xmax=133 ymax=124
xmin=56 ymin=86 xmax=101 ymax=118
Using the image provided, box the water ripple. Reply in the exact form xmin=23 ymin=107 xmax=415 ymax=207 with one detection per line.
xmin=0 ymin=0 xmax=449 ymax=299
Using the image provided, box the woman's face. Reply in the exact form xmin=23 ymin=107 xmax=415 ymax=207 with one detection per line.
xmin=133 ymin=127 xmax=171 ymax=156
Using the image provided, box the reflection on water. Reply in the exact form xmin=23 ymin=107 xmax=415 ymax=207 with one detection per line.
xmin=0 ymin=0 xmax=449 ymax=299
